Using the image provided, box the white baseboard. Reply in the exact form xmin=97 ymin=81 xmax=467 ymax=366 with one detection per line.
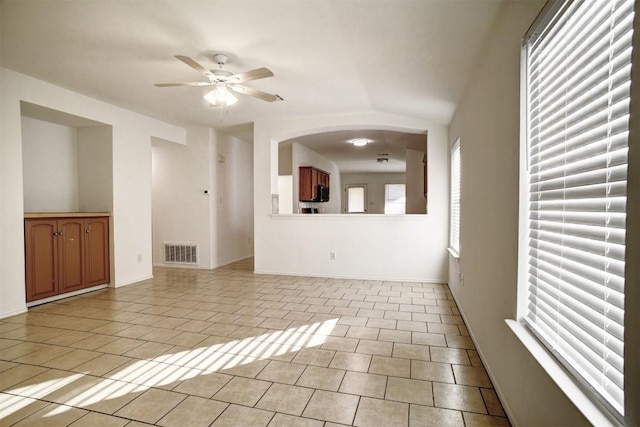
xmin=254 ymin=268 xmax=446 ymax=284
xmin=26 ymin=284 xmax=109 ymax=308
xmin=114 ymin=275 xmax=153 ymax=288
xmin=0 ymin=307 xmax=28 ymax=320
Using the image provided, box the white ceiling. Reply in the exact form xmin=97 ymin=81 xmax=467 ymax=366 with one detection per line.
xmin=282 ymin=129 xmax=426 ymax=173
xmin=1 ymin=0 xmax=506 ymax=168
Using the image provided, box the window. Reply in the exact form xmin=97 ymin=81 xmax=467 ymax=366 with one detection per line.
xmin=346 ymin=185 xmax=366 ymax=213
xmin=520 ymin=0 xmax=634 ymax=419
xmin=384 ymin=184 xmax=405 ymax=214
xmin=450 ymin=138 xmax=461 ymax=255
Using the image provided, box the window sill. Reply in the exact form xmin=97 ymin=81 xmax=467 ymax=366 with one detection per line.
xmin=447 ymin=247 xmax=460 ymax=259
xmin=505 ymin=319 xmax=620 ymax=427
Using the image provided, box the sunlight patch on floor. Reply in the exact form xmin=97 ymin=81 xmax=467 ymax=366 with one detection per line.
xmin=3 ymin=319 xmax=338 ymax=418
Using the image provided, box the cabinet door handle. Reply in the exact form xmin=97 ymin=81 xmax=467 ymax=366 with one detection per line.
xmin=85 ymin=229 xmax=90 ymax=233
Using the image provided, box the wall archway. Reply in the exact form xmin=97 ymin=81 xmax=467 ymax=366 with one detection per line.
xmin=252 ymin=112 xmax=449 ymax=282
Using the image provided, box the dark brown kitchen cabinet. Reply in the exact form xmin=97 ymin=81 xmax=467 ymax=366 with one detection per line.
xmin=299 ymin=166 xmax=330 ymax=202
xmin=24 ymin=213 xmax=110 ymax=303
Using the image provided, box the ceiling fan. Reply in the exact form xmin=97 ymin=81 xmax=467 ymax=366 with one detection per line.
xmin=155 ymin=54 xmax=283 ymax=106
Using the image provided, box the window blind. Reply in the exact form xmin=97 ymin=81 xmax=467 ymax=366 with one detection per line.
xmin=524 ymin=0 xmax=634 ymax=417
xmin=384 ymin=184 xmax=406 ymax=214
xmin=450 ymin=138 xmax=461 ymax=255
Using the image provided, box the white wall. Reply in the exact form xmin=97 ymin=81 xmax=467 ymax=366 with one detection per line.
xmin=216 ymin=132 xmax=254 ymax=266
xmin=151 ymin=128 xmax=213 ymax=268
xmin=291 ymin=142 xmax=341 ymax=214
xmin=405 ymin=148 xmax=426 ymax=214
xmin=278 ymin=175 xmax=293 ymax=214
xmin=447 ymin=2 xmax=592 ymax=426
xmin=254 ymin=113 xmax=448 ymax=282
xmin=22 ymin=117 xmax=113 ymax=214
xmin=341 ymin=172 xmax=405 ymax=214
xmin=278 ymin=142 xmax=293 ymax=175
xmin=151 ymin=128 xmax=254 ymax=269
xmin=0 ymin=68 xmax=185 ymax=319
xmin=77 ymin=126 xmax=113 ymax=213
xmin=21 ymin=117 xmax=79 ymax=212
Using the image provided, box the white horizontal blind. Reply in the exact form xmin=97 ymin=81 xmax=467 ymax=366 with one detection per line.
xmin=450 ymin=138 xmax=461 ymax=254
xmin=384 ymin=184 xmax=406 ymax=214
xmin=525 ymin=0 xmax=633 ymax=417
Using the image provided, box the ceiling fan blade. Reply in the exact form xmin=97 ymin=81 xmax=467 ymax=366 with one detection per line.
xmin=154 ymin=82 xmax=216 ymax=87
xmin=175 ymin=55 xmax=214 ymax=79
xmin=229 ymin=67 xmax=274 ymax=83
xmin=231 ymin=85 xmax=281 ymax=102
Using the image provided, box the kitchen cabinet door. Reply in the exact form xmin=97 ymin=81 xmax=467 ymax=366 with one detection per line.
xmin=57 ymin=219 xmax=85 ymax=294
xmin=25 ymin=220 xmax=58 ymax=302
xmin=84 ymin=217 xmax=110 ymax=288
xmin=299 ymin=166 xmax=330 ymax=202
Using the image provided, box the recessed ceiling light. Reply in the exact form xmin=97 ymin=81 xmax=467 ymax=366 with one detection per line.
xmin=350 ymin=138 xmax=370 ymax=147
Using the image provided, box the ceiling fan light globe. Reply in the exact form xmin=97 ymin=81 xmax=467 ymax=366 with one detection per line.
xmin=203 ymin=89 xmax=219 ymax=105
xmin=226 ymin=92 xmax=238 ymax=106
xmin=203 ymin=88 xmax=238 ymax=106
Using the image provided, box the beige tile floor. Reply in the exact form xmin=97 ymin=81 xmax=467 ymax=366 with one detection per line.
xmin=0 ymin=259 xmax=510 ymax=426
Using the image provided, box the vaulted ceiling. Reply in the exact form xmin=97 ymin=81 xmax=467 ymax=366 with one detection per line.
xmin=1 ymin=0 xmax=506 ymax=168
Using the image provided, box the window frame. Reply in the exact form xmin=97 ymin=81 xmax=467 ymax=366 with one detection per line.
xmin=384 ymin=183 xmax=406 ymax=215
xmin=449 ymin=137 xmax=461 ymax=257
xmin=345 ymin=184 xmax=367 ymax=213
xmin=515 ymin=0 xmax=637 ymax=424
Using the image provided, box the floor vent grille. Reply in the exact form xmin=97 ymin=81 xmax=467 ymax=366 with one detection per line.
xmin=163 ymin=243 xmax=198 ymax=264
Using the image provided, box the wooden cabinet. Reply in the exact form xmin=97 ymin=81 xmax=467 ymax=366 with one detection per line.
xmin=24 ymin=213 xmax=110 ymax=303
xmin=84 ymin=217 xmax=110 ymax=288
xmin=25 ymin=220 xmax=59 ymax=301
xmin=299 ymin=166 xmax=330 ymax=202
xmin=58 ymin=218 xmax=86 ymax=294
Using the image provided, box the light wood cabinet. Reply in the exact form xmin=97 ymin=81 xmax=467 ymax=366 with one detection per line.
xmin=299 ymin=166 xmax=330 ymax=202
xmin=24 ymin=213 xmax=110 ymax=303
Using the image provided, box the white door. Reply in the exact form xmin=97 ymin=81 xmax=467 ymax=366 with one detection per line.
xmin=345 ymin=184 xmax=367 ymax=213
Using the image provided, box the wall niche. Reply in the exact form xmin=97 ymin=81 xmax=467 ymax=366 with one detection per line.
xmin=20 ymin=101 xmax=113 ymax=213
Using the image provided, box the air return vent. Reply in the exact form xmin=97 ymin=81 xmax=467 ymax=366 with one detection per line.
xmin=163 ymin=243 xmax=198 ymax=265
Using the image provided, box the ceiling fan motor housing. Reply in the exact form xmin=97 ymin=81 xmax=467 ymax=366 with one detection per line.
xmin=212 ymin=68 xmax=233 ymax=81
